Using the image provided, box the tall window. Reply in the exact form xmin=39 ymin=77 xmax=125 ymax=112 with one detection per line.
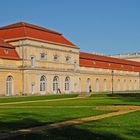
xmin=31 ymin=56 xmax=35 ymax=67
xmin=123 ymin=79 xmax=126 ymax=91
xmin=53 ymin=76 xmax=59 ymax=92
xmin=96 ymin=79 xmax=99 ymax=92
xmin=110 ymin=80 xmax=112 ymax=91
xmin=31 ymin=83 xmax=35 ymax=94
xmin=6 ymin=76 xmax=13 ymax=96
xmin=103 ymin=79 xmax=107 ymax=91
xmin=134 ymin=80 xmax=137 ymax=90
xmin=79 ymin=78 xmax=81 ymax=92
xmin=65 ymin=77 xmax=70 ymax=91
xmin=117 ymin=79 xmax=120 ymax=91
xmin=40 ymin=76 xmax=46 ymax=92
xmin=129 ymin=80 xmax=132 ymax=90
xmin=87 ymin=78 xmax=91 ymax=92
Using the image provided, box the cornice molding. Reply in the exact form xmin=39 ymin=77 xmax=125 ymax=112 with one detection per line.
xmin=16 ymin=43 xmax=79 ymax=55
xmin=6 ymin=37 xmax=79 ymax=49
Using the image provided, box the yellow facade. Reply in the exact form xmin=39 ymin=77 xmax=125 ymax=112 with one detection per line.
xmin=0 ymin=37 xmax=139 ymax=97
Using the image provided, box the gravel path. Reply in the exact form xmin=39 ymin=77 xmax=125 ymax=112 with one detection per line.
xmin=0 ymin=96 xmax=86 ymax=106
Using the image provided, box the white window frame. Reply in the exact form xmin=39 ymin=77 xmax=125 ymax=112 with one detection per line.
xmin=40 ymin=76 xmax=46 ymax=92
xmin=96 ymin=79 xmax=99 ymax=92
xmin=6 ymin=76 xmax=13 ymax=96
xmin=53 ymin=76 xmax=59 ymax=93
xmin=65 ymin=76 xmax=70 ymax=92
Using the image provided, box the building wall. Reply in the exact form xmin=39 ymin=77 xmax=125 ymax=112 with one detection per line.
xmin=22 ymin=70 xmax=79 ymax=95
xmin=0 ymin=69 xmax=22 ymax=96
xmin=79 ymin=67 xmax=139 ymax=92
xmin=0 ymin=39 xmax=139 ymax=96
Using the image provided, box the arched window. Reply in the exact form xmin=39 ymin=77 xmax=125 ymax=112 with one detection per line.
xmin=87 ymin=78 xmax=91 ymax=92
xmin=6 ymin=76 xmax=13 ymax=96
xmin=103 ymin=79 xmax=107 ymax=91
xmin=123 ymin=79 xmax=126 ymax=91
xmin=117 ymin=79 xmax=120 ymax=91
xmin=96 ymin=78 xmax=99 ymax=92
xmin=129 ymin=80 xmax=132 ymax=90
xmin=31 ymin=83 xmax=35 ymax=94
xmin=65 ymin=77 xmax=70 ymax=91
xmin=40 ymin=76 xmax=46 ymax=92
xmin=110 ymin=80 xmax=112 ymax=91
xmin=79 ymin=78 xmax=81 ymax=92
xmin=53 ymin=76 xmax=59 ymax=92
xmin=134 ymin=80 xmax=137 ymax=90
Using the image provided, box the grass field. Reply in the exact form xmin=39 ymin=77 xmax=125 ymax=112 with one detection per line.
xmin=0 ymin=93 xmax=139 ymax=140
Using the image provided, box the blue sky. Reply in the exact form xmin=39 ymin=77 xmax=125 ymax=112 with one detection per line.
xmin=0 ymin=0 xmax=140 ymax=55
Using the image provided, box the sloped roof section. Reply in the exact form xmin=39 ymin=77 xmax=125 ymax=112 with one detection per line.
xmin=80 ymin=52 xmax=140 ymax=72
xmin=0 ymin=22 xmax=78 ymax=48
xmin=0 ymin=38 xmax=20 ymax=60
xmin=0 ymin=38 xmax=14 ymax=48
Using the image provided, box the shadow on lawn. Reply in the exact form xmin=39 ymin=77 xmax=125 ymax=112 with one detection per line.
xmin=7 ymin=125 xmax=125 ymax=140
xmin=107 ymin=93 xmax=140 ymax=104
xmin=107 ymin=93 xmax=140 ymax=97
xmin=0 ymin=112 xmax=50 ymax=132
xmin=0 ymin=112 xmax=126 ymax=140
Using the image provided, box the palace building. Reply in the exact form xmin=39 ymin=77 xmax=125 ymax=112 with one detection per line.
xmin=0 ymin=22 xmax=140 ymax=96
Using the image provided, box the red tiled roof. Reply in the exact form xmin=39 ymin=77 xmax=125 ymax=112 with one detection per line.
xmin=0 ymin=22 xmax=78 ymax=48
xmin=0 ymin=38 xmax=20 ymax=60
xmin=0 ymin=22 xmax=61 ymax=35
xmin=80 ymin=52 xmax=140 ymax=72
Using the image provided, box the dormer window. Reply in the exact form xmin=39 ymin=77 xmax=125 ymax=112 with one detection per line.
xmin=3 ymin=49 xmax=9 ymax=54
xmin=66 ymin=56 xmax=71 ymax=63
xmin=40 ymin=53 xmax=46 ymax=60
xmin=53 ymin=55 xmax=59 ymax=61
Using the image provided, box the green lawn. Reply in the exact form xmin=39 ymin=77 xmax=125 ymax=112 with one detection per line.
xmin=8 ymin=111 xmax=140 ymax=140
xmin=0 ymin=93 xmax=139 ymax=140
xmin=4 ymin=93 xmax=139 ymax=107
xmin=0 ymin=108 xmax=110 ymax=132
xmin=0 ymin=94 xmax=78 ymax=103
xmin=75 ymin=111 xmax=140 ymax=140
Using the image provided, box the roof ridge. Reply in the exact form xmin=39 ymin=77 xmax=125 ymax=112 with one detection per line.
xmin=0 ymin=22 xmax=62 ymax=35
